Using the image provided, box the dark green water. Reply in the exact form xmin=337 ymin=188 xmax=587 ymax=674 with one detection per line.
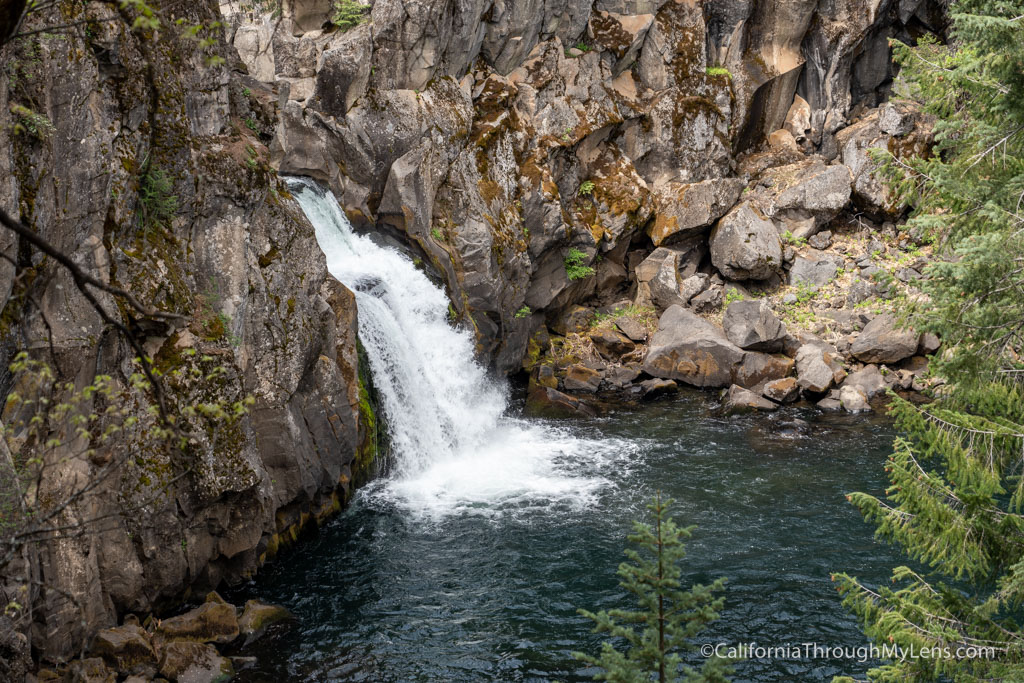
xmin=229 ymin=390 xmax=901 ymax=682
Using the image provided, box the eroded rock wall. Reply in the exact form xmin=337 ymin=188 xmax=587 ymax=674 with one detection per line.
xmin=226 ymin=0 xmax=944 ymax=373
xmin=0 ymin=0 xmax=375 ymax=663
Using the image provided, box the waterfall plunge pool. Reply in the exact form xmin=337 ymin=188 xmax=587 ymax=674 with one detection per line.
xmin=228 ymin=179 xmax=904 ymax=681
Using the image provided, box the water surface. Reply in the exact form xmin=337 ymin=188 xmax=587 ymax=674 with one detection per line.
xmin=230 ymin=393 xmax=900 ymax=682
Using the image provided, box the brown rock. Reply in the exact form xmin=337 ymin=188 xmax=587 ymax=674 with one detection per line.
xmin=722 ymin=385 xmax=778 ymax=414
xmin=526 ymin=386 xmax=597 ymax=417
xmin=536 ymin=365 xmax=558 ymax=389
xmin=734 ymin=352 xmax=794 ymax=388
xmin=158 ymin=641 xmax=234 ymax=683
xmin=238 ymin=600 xmax=292 ymax=643
xmin=639 ymin=378 xmax=678 ymax=399
xmin=549 ymin=305 xmax=596 ymax=336
xmin=649 ymin=178 xmax=745 ymax=246
xmin=65 ymin=658 xmax=115 ymax=683
xmin=590 ymin=328 xmax=636 ymax=358
xmin=763 ymin=377 xmax=799 ymax=404
xmin=156 ymin=594 xmax=238 ymax=645
xmin=642 ymin=306 xmax=744 ymax=387
xmin=90 ymin=624 xmax=156 ymax=672
xmin=563 ymin=365 xmax=603 ymax=393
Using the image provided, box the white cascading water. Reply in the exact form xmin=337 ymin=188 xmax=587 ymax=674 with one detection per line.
xmin=286 ymin=177 xmax=632 ymax=518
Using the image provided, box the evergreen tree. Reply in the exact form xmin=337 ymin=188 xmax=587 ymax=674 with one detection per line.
xmin=833 ymin=2 xmax=1024 ymax=681
xmin=574 ymin=494 xmax=732 ymax=683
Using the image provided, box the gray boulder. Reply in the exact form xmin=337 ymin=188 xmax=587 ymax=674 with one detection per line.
xmin=847 ymin=278 xmax=876 ymax=306
xmin=747 ymin=159 xmax=853 ymax=227
xmin=788 ymin=256 xmax=838 ymax=289
xmin=836 ymin=103 xmax=933 ymax=217
xmin=649 ymin=178 xmax=745 ymax=246
xmin=796 ymin=344 xmax=838 ymax=394
xmin=839 ymin=385 xmax=872 ymax=413
xmin=817 ymin=397 xmax=843 ymax=411
xmin=642 ymin=306 xmax=745 ymax=388
xmin=710 ymin=203 xmax=782 ymax=281
xmin=918 ymin=332 xmax=941 ymax=355
xmin=679 ymin=274 xmax=710 ymax=305
xmin=850 ymin=315 xmax=919 ymax=363
xmin=649 ymin=253 xmax=687 ymax=310
xmin=635 ymin=247 xmax=680 ymax=284
xmin=722 ymin=300 xmax=787 ymax=351
xmin=605 ymin=366 xmax=642 ymax=389
xmin=614 ymin=316 xmax=648 ymax=342
xmin=723 ymin=385 xmax=779 ymax=414
xmin=843 ymin=365 xmax=888 ymax=400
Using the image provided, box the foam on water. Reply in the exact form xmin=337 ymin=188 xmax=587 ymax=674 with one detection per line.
xmin=286 ymin=178 xmax=629 ymax=518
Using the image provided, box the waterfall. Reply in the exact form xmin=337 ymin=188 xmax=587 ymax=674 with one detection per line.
xmin=286 ymin=177 xmax=632 ymax=517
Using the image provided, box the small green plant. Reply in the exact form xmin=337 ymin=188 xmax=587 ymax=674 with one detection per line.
xmin=515 ymin=305 xmax=532 ymax=319
xmin=332 ymin=0 xmax=370 ymax=30
xmin=137 ymin=161 xmax=178 ymax=231
xmin=244 ymin=144 xmax=259 ymax=170
xmin=244 ymin=117 xmax=258 ymax=132
xmin=242 ymin=87 xmax=251 ymax=97
xmin=431 ymin=227 xmax=445 ymax=242
xmin=781 ymin=230 xmax=807 ymax=247
xmin=565 ymin=42 xmax=592 ymax=57
xmin=723 ymin=288 xmax=745 ymax=307
xmin=590 ymin=304 xmax=654 ymax=327
xmin=578 ymin=180 xmax=595 ymax=197
xmin=564 ymin=248 xmax=595 ymax=281
xmin=705 ymin=65 xmax=732 ymax=79
xmin=9 ymin=103 xmax=54 ymax=140
xmin=562 ymin=126 xmax=574 ymax=142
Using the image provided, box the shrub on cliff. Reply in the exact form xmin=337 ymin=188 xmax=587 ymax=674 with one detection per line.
xmin=332 ymin=0 xmax=370 ymax=30
xmin=834 ymin=2 xmax=1024 ymax=680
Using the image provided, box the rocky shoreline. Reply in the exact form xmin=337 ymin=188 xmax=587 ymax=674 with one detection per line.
xmin=522 ymin=99 xmax=939 ymax=418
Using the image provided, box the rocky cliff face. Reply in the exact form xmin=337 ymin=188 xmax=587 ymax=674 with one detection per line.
xmin=0 ymin=0 xmax=376 ymax=664
xmin=225 ymin=0 xmax=944 ymax=374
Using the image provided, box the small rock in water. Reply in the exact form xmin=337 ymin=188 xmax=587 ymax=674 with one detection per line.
xmin=817 ymin=397 xmax=842 ymax=411
xmin=238 ymin=600 xmax=292 ymax=644
xmin=839 ymin=385 xmax=872 ymax=413
xmin=639 ymin=378 xmax=678 ymax=399
xmin=722 ymin=385 xmax=778 ymax=415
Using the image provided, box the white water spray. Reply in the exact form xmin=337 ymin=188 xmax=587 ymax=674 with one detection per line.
xmin=286 ymin=178 xmax=632 ymax=517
